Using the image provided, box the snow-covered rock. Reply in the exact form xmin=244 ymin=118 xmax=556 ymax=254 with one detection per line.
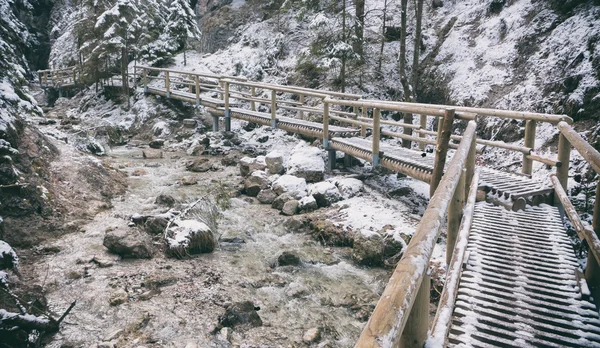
xmin=239 ymin=156 xmax=267 ymax=177
xmin=298 ymin=196 xmax=318 ymax=213
xmin=0 ymin=240 xmax=18 ymax=270
xmin=265 ymin=151 xmax=284 ymax=174
xmin=286 ymin=143 xmax=324 ymax=183
xmin=152 ymin=121 xmax=170 ymax=137
xmin=272 ymin=175 xmax=308 ymax=197
xmin=244 ymin=170 xmax=269 ymax=197
xmin=166 ymin=219 xmax=216 ymax=257
xmin=309 ymin=182 xmax=342 ymax=207
xmin=329 ymin=178 xmax=364 ymax=199
xmin=282 ymin=200 xmax=299 ymax=216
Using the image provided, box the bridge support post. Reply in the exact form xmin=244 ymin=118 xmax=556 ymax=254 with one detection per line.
xmin=212 ymin=114 xmax=219 ymax=132
xmin=447 ymin=168 xmax=466 ymax=264
xmin=224 ymin=110 xmax=231 ymax=132
xmin=165 ymin=71 xmax=171 ymax=98
xmin=327 ymin=149 xmax=336 ymax=171
xmin=399 ymin=274 xmax=430 ymax=348
xmin=360 ymin=107 xmax=367 ymax=137
xmin=271 ymin=90 xmax=277 ymax=128
xmin=430 ymin=109 xmax=455 ymax=197
xmin=344 ymin=154 xmax=354 ymax=168
xmin=224 ymin=82 xmax=231 ymax=132
xmin=58 ymin=88 xmax=62 ymax=98
xmin=522 ymin=120 xmax=536 ymax=175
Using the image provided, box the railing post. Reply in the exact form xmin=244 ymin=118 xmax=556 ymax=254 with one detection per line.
xmin=73 ymin=69 xmax=76 ymax=85
xmin=220 ymin=81 xmax=225 ymax=100
xmin=465 ymin=131 xmax=477 ymax=198
xmin=43 ymin=71 xmax=47 ymax=86
xmin=586 ymin=180 xmax=600 ymax=288
xmin=447 ymin=168 xmax=466 ymax=264
xmin=250 ymin=86 xmax=256 ymax=111
xmin=195 ymin=76 xmax=200 ymax=106
xmin=270 ymin=89 xmax=277 ymax=128
xmin=143 ymin=68 xmax=148 ymax=92
xmin=403 ymin=112 xmax=414 ymax=149
xmin=372 ymin=108 xmax=381 ymax=167
xmin=361 ymin=107 xmax=367 ymax=137
xmin=298 ymin=94 xmax=305 ymax=119
xmin=165 ymin=71 xmax=170 ymax=98
xmin=419 ymin=114 xmax=427 ymax=150
xmin=522 ymin=120 xmax=536 ymax=175
xmin=399 ymin=274 xmax=430 ymax=348
xmin=430 ymin=109 xmax=455 ymax=197
xmin=324 ymin=101 xmax=336 ymax=171
xmin=224 ymin=81 xmax=231 ymax=132
xmin=556 ymin=132 xmax=571 ymax=191
xmin=188 ymin=74 xmax=193 ymax=93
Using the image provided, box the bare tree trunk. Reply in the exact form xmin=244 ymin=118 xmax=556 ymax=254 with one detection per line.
xmin=399 ymin=0 xmax=413 ymax=148
xmin=121 ymin=45 xmax=130 ymax=109
xmin=340 ymin=0 xmax=347 ymax=93
xmin=354 ymin=0 xmax=365 ymax=61
xmin=412 ymin=0 xmax=424 ymax=97
xmin=183 ymin=41 xmax=187 ymax=66
xmin=377 ymin=0 xmax=388 ymax=76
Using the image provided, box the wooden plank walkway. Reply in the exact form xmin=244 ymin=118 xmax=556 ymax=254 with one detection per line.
xmin=448 ymin=202 xmax=600 ymax=347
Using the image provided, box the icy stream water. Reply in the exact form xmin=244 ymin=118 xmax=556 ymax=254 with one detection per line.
xmin=38 ymin=145 xmax=393 ymax=347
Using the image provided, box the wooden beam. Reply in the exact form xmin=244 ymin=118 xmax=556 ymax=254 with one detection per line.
xmin=430 ymin=109 xmax=455 ymax=197
xmin=250 ymin=86 xmax=256 ymax=111
xmin=557 ymin=121 xmax=600 ymax=174
xmin=556 ymin=132 xmax=571 ymax=191
xmin=372 ymin=108 xmax=381 ymax=166
xmin=419 ymin=114 xmax=427 ymax=150
xmin=522 ymin=120 xmax=536 ymax=175
xmin=361 ymin=107 xmax=367 ymax=137
xmin=323 ymin=101 xmax=330 ymax=148
xmin=447 ymin=168 xmax=466 ymax=264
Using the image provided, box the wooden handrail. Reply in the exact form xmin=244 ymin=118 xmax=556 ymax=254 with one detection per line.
xmin=356 ymin=120 xmax=478 ymax=347
xmin=557 ymin=121 xmax=600 ymax=174
xmin=428 ymin=168 xmax=480 ymax=347
xmin=222 ymin=79 xmax=330 ymax=99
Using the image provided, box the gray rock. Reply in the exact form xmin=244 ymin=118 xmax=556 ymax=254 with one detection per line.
xmin=149 ymin=139 xmax=164 ymax=149
xmin=298 ymin=196 xmax=318 ymax=213
xmin=272 ymin=175 xmax=308 ymax=196
xmin=283 ymin=216 xmax=308 ymax=232
xmin=272 ymin=192 xmax=297 ymax=211
xmin=239 ymin=156 xmax=267 ymax=177
xmin=257 ymin=189 xmax=278 ymax=204
xmin=286 ymin=144 xmax=325 ymax=183
xmin=265 ymin=151 xmax=284 ymax=174
xmin=144 ymin=216 xmax=168 ymax=235
xmin=103 ymin=227 xmax=154 ymax=259
xmin=155 ymin=194 xmax=175 ymax=207
xmin=186 ymin=158 xmax=211 ymax=172
xmin=142 ymin=149 xmax=163 ymax=159
xmin=352 ymin=233 xmax=384 ymax=266
xmin=103 ymin=329 xmax=123 ymax=341
xmin=257 ymin=135 xmax=269 ymax=143
xmin=109 ymin=289 xmax=128 ymax=306
xmin=244 ymin=171 xmax=268 ymax=197
xmin=218 ymin=301 xmax=262 ymax=329
xmin=278 ymin=250 xmax=301 ymax=266
xmin=303 ymin=327 xmax=321 ymax=343
xmin=181 ymin=176 xmax=198 ymax=185
xmin=221 ymin=153 xmax=240 ymax=166
xmin=183 ymin=119 xmax=197 ymax=128
xmin=309 ymin=182 xmax=342 ymax=207
xmin=282 ymin=200 xmax=299 ymax=216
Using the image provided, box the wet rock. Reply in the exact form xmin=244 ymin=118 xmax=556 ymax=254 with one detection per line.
xmin=303 ymin=327 xmax=321 ymax=343
xmin=142 ymin=149 xmax=163 ymax=159
xmin=218 ymin=301 xmax=263 ymax=329
xmin=272 ymin=192 xmax=298 ymax=211
xmin=243 ymin=122 xmax=257 ymax=132
xmin=221 ymin=153 xmax=239 ymax=166
xmin=223 ymin=131 xmax=236 ymax=140
xmin=389 ymin=187 xmax=413 ymax=197
xmin=278 ymin=250 xmax=301 ymax=266
xmin=155 ymin=194 xmax=175 ymax=207
xmin=257 ymin=135 xmax=269 ymax=143
xmin=309 ymin=182 xmax=342 ymax=207
xmin=298 ymin=196 xmax=318 ymax=213
xmin=186 ymin=158 xmax=211 ymax=172
xmin=144 ymin=162 xmax=161 ymax=168
xmin=352 ymin=233 xmax=384 ymax=266
xmin=149 ymin=139 xmax=164 ymax=149
xmin=286 ymin=143 xmax=325 ymax=183
xmin=283 ymin=216 xmax=308 ymax=232
xmin=286 ymin=281 xmax=309 ymax=298
xmin=265 ymin=151 xmax=284 ymax=174
xmin=91 ymin=256 xmax=114 ymax=268
xmin=244 ymin=171 xmax=268 ymax=197
xmin=87 ymin=140 xmax=105 ymax=156
xmin=308 ymin=217 xmax=353 ymax=247
xmin=131 ymin=169 xmax=147 ymax=176
xmin=181 ymin=176 xmax=198 ymax=185
xmin=239 ymin=156 xmax=266 ymax=177
xmin=103 ymin=228 xmax=154 ymax=259
xmin=144 ymin=216 xmax=168 ymax=235
xmin=109 ymin=289 xmax=128 ymax=306
xmin=183 ymin=119 xmax=197 ymax=128
xmin=223 ymin=140 xmax=232 ymax=147
xmin=282 ymin=200 xmax=299 ymax=216
xmin=231 ymin=137 xmax=242 ymax=146
xmin=166 ymin=220 xmax=216 ymax=258
xmin=257 ymin=189 xmax=278 ymax=204
xmin=272 ymin=175 xmax=308 ymax=196
xmin=201 ymin=137 xmax=211 ymax=146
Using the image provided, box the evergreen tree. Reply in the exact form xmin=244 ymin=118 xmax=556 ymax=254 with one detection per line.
xmin=166 ymin=0 xmax=201 ymax=66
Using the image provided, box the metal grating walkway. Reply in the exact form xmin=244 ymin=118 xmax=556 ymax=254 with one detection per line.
xmin=448 ymin=202 xmax=600 ymax=347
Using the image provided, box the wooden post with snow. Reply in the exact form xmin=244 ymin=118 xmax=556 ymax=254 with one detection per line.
xmin=250 ymin=86 xmax=256 ymax=111
xmin=165 ymin=71 xmax=171 ymax=98
xmin=522 ymin=120 xmax=536 ymax=175
xmin=270 ymin=89 xmax=277 ymax=128
xmin=224 ymin=81 xmax=231 ymax=132
xmin=447 ymin=168 xmax=466 ymax=264
xmin=400 ymin=274 xmax=430 ymax=348
xmin=419 ymin=114 xmax=427 ymax=150
xmin=430 ymin=109 xmax=455 ymax=197
xmin=556 ymin=132 xmax=571 ymax=192
xmin=195 ymin=75 xmax=200 ymax=105
xmin=361 ymin=107 xmax=367 ymax=137
xmin=372 ymin=108 xmax=381 ymax=167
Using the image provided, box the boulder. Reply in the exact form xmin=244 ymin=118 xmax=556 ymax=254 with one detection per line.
xmin=352 ymin=232 xmax=384 ymax=266
xmin=309 ymin=182 xmax=342 ymax=207
xmin=303 ymin=327 xmax=321 ymax=343
xmin=278 ymin=251 xmax=301 ymax=266
xmin=149 ymin=139 xmax=164 ymax=149
xmin=265 ymin=151 xmax=284 ymax=174
xmin=272 ymin=192 xmax=299 ymax=211
xmin=257 ymin=189 xmax=278 ymax=204
xmin=181 ymin=176 xmax=197 ymax=185
xmin=109 ymin=289 xmax=128 ymax=306
xmin=103 ymin=228 xmax=154 ymax=259
xmin=186 ymin=158 xmax=211 ymax=172
xmin=244 ymin=171 xmax=269 ymax=197
xmin=333 ymin=178 xmax=364 ymax=199
xmin=144 ymin=216 xmax=168 ymax=235
xmin=286 ymin=143 xmax=324 ymax=182
xmin=218 ymin=301 xmax=262 ymax=329
xmin=272 ymin=175 xmax=308 ymax=197
xmin=257 ymin=135 xmax=269 ymax=143
xmin=183 ymin=119 xmax=197 ymax=128
xmin=155 ymin=194 xmax=175 ymax=207
xmin=239 ymin=156 xmax=267 ymax=177
xmin=282 ymin=200 xmax=299 ymax=216
xmin=308 ymin=217 xmax=353 ymax=247
xmin=165 ymin=219 xmax=216 ymax=258
xmin=221 ymin=153 xmax=240 ymax=166
xmin=298 ymin=196 xmax=318 ymax=213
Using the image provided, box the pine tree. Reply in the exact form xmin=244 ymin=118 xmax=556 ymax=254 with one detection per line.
xmin=166 ymin=0 xmax=201 ymax=66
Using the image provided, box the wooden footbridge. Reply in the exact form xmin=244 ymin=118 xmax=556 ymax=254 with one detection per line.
xmin=38 ymin=66 xmax=600 ymax=347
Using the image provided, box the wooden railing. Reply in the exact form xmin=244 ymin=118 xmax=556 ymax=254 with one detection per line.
xmin=38 ymin=67 xmax=80 ymax=87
